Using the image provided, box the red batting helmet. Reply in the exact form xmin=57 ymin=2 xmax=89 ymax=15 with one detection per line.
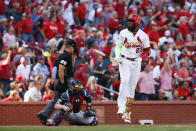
xmin=127 ymin=14 xmax=141 ymax=26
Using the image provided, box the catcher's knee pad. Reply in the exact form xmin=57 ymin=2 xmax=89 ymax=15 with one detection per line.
xmin=125 ymin=97 xmax=134 ymax=112
xmin=84 ymin=109 xmax=96 ymax=117
xmin=89 ymin=117 xmax=98 ymax=126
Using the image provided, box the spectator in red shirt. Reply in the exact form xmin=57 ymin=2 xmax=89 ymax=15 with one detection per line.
xmin=140 ymin=0 xmax=152 ymax=15
xmin=56 ymin=11 xmax=65 ymax=37
xmin=176 ymin=81 xmax=190 ymax=100
xmin=76 ymin=1 xmax=87 ymax=26
xmin=178 ymin=16 xmax=190 ymax=40
xmin=74 ymin=63 xmax=89 ymax=86
xmin=48 ymin=48 xmax=59 ymax=74
xmin=0 ymin=51 xmax=12 ymax=96
xmin=177 ymin=5 xmax=192 ymax=20
xmin=112 ymin=80 xmax=120 ymax=100
xmin=19 ymin=13 xmax=34 ymax=43
xmin=156 ymin=16 xmax=168 ymax=37
xmin=148 ymin=24 xmax=160 ymax=43
xmin=75 ymin=30 xmax=85 ymax=50
xmin=104 ymin=40 xmax=113 ymax=56
xmin=108 ymin=11 xmax=120 ymax=34
xmin=1 ymin=90 xmax=22 ymax=102
xmin=0 ymin=0 xmax=5 ymax=19
xmin=115 ymin=0 xmax=125 ymax=19
xmin=41 ymin=15 xmax=58 ymax=41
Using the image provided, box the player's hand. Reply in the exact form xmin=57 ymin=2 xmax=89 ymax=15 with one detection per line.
xmin=63 ymin=106 xmax=71 ymax=112
xmin=114 ymin=57 xmax=122 ymax=64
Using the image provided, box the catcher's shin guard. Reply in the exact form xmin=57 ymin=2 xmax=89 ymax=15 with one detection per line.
xmin=50 ymin=109 xmax=65 ymax=126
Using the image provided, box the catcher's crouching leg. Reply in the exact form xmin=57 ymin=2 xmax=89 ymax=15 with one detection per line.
xmin=89 ymin=117 xmax=99 ymax=126
xmin=46 ymin=109 xmax=65 ymax=126
xmin=84 ymin=109 xmax=98 ymax=126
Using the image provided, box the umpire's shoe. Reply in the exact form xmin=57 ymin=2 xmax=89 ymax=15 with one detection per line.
xmin=36 ymin=113 xmax=47 ymax=125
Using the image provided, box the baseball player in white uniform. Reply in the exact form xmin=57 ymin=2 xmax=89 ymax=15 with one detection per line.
xmin=115 ymin=14 xmax=150 ymax=123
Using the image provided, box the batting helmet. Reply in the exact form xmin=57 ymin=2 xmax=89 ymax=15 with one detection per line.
xmin=127 ymin=14 xmax=141 ymax=26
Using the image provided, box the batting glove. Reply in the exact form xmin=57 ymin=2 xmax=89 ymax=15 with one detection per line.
xmin=114 ymin=57 xmax=122 ymax=64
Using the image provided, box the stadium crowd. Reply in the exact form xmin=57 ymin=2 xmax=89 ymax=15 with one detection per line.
xmin=0 ymin=0 xmax=195 ymax=102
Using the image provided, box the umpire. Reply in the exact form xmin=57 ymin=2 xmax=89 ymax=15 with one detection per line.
xmin=37 ymin=39 xmax=78 ymax=125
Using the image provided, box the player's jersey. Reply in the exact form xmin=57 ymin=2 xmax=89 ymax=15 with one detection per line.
xmin=117 ymin=29 xmax=150 ymax=58
xmin=56 ymin=89 xmax=92 ymax=113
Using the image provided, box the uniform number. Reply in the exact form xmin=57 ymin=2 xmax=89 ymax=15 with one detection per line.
xmin=60 ymin=60 xmax=67 ymax=66
xmin=136 ymin=47 xmax=142 ymax=53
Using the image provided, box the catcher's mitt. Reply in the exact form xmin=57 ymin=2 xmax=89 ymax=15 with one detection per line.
xmin=84 ymin=109 xmax=96 ymax=117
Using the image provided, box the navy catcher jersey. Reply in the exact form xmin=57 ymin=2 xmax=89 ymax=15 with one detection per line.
xmin=56 ymin=89 xmax=92 ymax=113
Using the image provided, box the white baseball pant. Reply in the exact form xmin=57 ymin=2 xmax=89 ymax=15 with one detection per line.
xmin=117 ymin=57 xmax=142 ymax=111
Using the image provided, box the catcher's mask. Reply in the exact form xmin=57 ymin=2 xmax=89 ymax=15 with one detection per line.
xmin=72 ymin=80 xmax=84 ymax=93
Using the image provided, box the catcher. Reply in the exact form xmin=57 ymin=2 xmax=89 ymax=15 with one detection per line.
xmin=46 ymin=80 xmax=98 ymax=126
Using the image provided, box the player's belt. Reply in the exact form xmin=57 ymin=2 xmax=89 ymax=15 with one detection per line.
xmin=121 ymin=55 xmax=136 ymax=61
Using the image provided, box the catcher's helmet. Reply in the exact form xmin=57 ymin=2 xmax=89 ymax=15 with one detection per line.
xmin=127 ymin=14 xmax=141 ymax=26
xmin=72 ymin=80 xmax=84 ymax=90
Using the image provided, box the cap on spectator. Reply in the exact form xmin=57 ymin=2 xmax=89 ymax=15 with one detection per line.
xmin=20 ymin=57 xmax=28 ymax=63
xmin=77 ymin=63 xmax=84 ymax=69
xmin=37 ymin=56 xmax=45 ymax=60
xmin=165 ymin=30 xmax=171 ymax=36
xmin=92 ymin=27 xmax=97 ymax=32
xmin=15 ymin=76 xmax=24 ymax=82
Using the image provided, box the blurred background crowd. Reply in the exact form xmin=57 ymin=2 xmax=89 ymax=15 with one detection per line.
xmin=0 ymin=0 xmax=195 ymax=102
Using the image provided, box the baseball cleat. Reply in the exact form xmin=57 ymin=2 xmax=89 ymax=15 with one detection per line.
xmin=117 ymin=107 xmax=124 ymax=115
xmin=122 ymin=112 xmax=131 ymax=123
xmin=124 ymin=119 xmax=131 ymax=123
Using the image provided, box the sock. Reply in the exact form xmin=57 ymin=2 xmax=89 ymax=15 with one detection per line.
xmin=125 ymin=97 xmax=134 ymax=113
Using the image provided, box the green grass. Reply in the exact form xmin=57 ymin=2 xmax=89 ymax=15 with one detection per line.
xmin=0 ymin=125 xmax=196 ymax=131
